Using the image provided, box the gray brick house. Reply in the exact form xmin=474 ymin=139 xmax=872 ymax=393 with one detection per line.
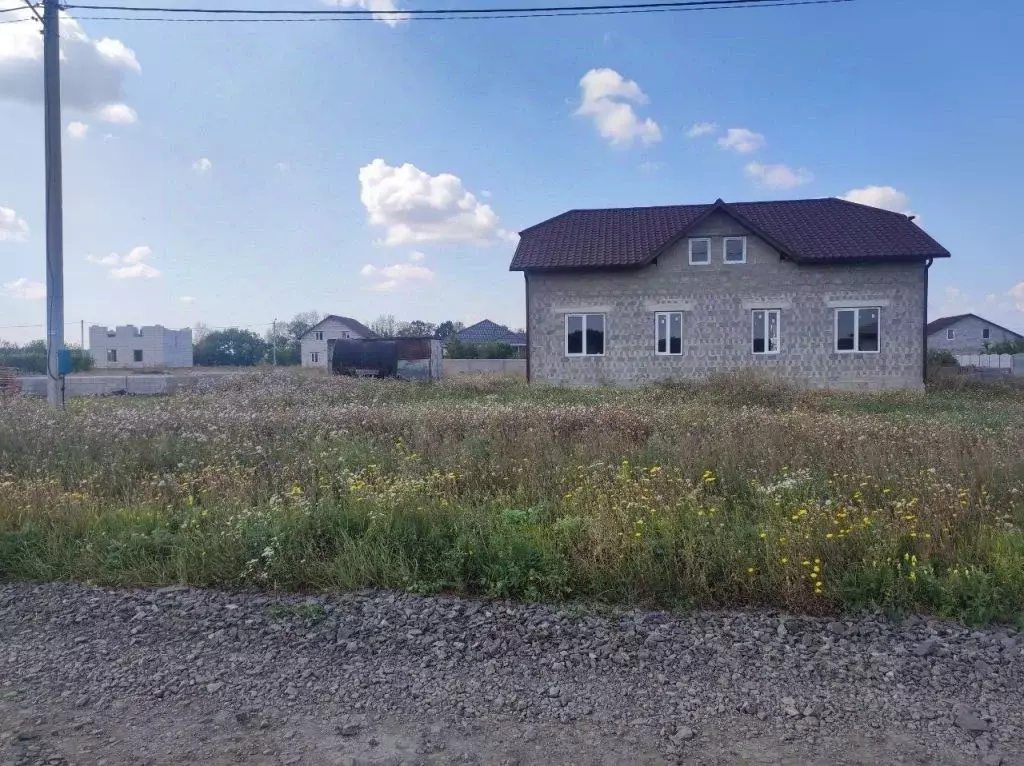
xmin=926 ymin=313 xmax=1022 ymax=354
xmin=510 ymin=198 xmax=950 ymax=389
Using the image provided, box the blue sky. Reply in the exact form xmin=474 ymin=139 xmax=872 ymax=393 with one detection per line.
xmin=1 ymin=0 xmax=1022 ymax=345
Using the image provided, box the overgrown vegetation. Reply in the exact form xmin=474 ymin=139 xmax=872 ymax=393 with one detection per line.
xmin=0 ymin=341 xmax=93 ymax=374
xmin=1 ymin=372 xmax=1022 ymax=624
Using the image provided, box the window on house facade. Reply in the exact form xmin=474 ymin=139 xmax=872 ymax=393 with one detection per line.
xmin=315 ymin=331 xmax=324 ymax=341
xmin=688 ymin=238 xmax=710 ymax=265
xmin=106 ymin=349 xmax=117 ymax=363
xmin=341 ymin=331 xmax=351 ymax=339
xmin=133 ymin=350 xmax=143 ymax=362
xmin=565 ymin=313 xmax=605 ymax=356
xmin=311 ymin=352 xmax=320 ymax=364
xmin=983 ymin=328 xmax=991 ymax=340
xmin=835 ymin=308 xmax=880 ymax=353
xmin=655 ymin=312 xmax=682 ymax=355
xmin=724 ymin=237 xmax=747 ymax=264
xmin=946 ymin=328 xmax=955 ymax=340
xmin=752 ymin=310 xmax=780 ymax=354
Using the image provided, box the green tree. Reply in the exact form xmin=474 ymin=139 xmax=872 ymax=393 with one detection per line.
xmin=436 ymin=320 xmax=465 ymax=341
xmin=397 ymin=320 xmax=437 ymax=337
xmin=0 ymin=341 xmax=93 ymax=373
xmin=194 ymin=328 xmax=269 ymax=367
xmin=370 ymin=314 xmax=398 ymax=337
xmin=990 ymin=339 xmax=1024 ymax=355
xmin=444 ymin=337 xmax=478 ymax=359
xmin=478 ymin=341 xmax=517 ymax=359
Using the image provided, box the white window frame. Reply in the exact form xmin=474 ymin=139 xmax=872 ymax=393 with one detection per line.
xmin=946 ymin=328 xmax=955 ymax=340
xmin=311 ymin=351 xmax=320 ymax=364
xmin=723 ymin=236 xmax=747 ymax=264
xmin=314 ymin=331 xmax=324 ymax=341
xmin=106 ymin=349 xmax=117 ymax=363
xmin=751 ymin=309 xmax=781 ymax=355
xmin=688 ymin=238 xmax=711 ymax=266
xmin=564 ymin=313 xmax=606 ymax=357
xmin=834 ymin=307 xmax=881 ymax=354
xmin=654 ymin=311 xmax=683 ymax=356
xmin=982 ymin=328 xmax=991 ymax=340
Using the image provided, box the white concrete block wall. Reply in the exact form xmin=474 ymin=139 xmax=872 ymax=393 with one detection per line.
xmin=89 ymin=325 xmax=193 ymax=369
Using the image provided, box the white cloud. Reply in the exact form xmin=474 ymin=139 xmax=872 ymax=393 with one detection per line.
xmin=944 ymin=286 xmax=962 ymax=300
xmin=745 ymin=161 xmax=814 ymax=189
xmin=0 ymin=8 xmax=140 ymax=116
xmin=686 ymin=122 xmax=718 ymax=138
xmin=110 ymin=262 xmax=160 ymax=279
xmin=0 ymin=206 xmax=29 ymax=242
xmin=361 ymin=259 xmax=435 ymax=292
xmin=2 ymin=277 xmax=45 ymax=301
xmin=67 ymin=121 xmax=89 ymax=139
xmin=481 ymin=190 xmax=492 ymax=198
xmin=274 ymin=162 xmax=290 ymax=172
xmin=840 ymin=185 xmax=910 ymax=212
xmin=86 ymin=245 xmax=161 ymax=279
xmin=718 ymin=128 xmax=766 ymax=154
xmin=986 ymin=293 xmax=997 ymax=303
xmin=96 ymin=103 xmax=137 ymax=124
xmin=576 ymin=68 xmax=662 ymax=147
xmin=1011 ymin=282 xmax=1024 ymax=312
xmin=180 ymin=296 xmax=197 ymax=304
xmin=361 ymin=262 xmax=434 ymax=281
xmin=193 ymin=157 xmax=212 ymax=173
xmin=358 ymin=158 xmax=508 ymax=245
xmin=408 ymin=250 xmax=426 ymax=262
xmin=323 ymin=0 xmax=409 ymax=26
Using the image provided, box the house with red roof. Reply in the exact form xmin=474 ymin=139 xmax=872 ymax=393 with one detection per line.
xmin=509 ymin=197 xmax=950 ymax=389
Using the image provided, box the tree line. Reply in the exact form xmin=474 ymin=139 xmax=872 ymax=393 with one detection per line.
xmin=0 ymin=313 xmax=524 ymax=372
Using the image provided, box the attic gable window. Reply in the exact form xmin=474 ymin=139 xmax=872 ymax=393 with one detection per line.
xmin=946 ymin=328 xmax=955 ymax=340
xmin=315 ymin=331 xmax=324 ymax=341
xmin=688 ymin=238 xmax=710 ymax=265
xmin=724 ymin=237 xmax=747 ymax=264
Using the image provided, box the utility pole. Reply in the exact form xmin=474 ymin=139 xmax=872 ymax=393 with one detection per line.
xmin=80 ymin=319 xmax=84 ymax=350
xmin=272 ymin=319 xmax=277 ymax=366
xmin=43 ymin=0 xmax=65 ymax=409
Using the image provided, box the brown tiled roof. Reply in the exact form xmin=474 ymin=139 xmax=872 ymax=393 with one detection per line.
xmin=509 ymin=198 xmax=950 ymax=271
xmin=926 ymin=314 xmax=1023 ymax=339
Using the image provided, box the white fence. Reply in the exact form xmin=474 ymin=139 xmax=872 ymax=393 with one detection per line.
xmin=954 ymin=353 xmax=1024 ymax=376
xmin=443 ymin=359 xmax=528 ymax=377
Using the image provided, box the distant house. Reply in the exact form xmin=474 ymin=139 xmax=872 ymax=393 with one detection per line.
xmin=510 ymin=197 xmax=951 ymax=389
xmin=926 ymin=313 xmax=1023 ymax=354
xmin=89 ymin=324 xmax=193 ymax=369
xmin=452 ymin=319 xmax=527 ymax=354
xmin=299 ymin=315 xmax=377 ymax=369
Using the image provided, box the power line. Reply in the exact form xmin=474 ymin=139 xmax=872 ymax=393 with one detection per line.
xmin=61 ymin=0 xmax=854 ymax=22
xmin=0 ymin=0 xmax=858 ymax=23
xmin=19 ymin=1 xmax=43 ymax=23
xmin=62 ymin=0 xmax=844 ymax=15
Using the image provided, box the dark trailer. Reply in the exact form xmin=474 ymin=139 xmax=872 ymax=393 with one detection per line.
xmin=330 ymin=337 xmax=443 ymax=381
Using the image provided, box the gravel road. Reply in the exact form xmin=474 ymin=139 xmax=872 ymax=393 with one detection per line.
xmin=1 ymin=583 xmax=1021 ymax=765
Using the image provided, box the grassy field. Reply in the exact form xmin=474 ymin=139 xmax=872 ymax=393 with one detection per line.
xmin=1 ymin=372 xmax=1022 ymax=625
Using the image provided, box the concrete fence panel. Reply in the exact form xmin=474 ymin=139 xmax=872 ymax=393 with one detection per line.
xmin=443 ymin=359 xmax=528 ymax=377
